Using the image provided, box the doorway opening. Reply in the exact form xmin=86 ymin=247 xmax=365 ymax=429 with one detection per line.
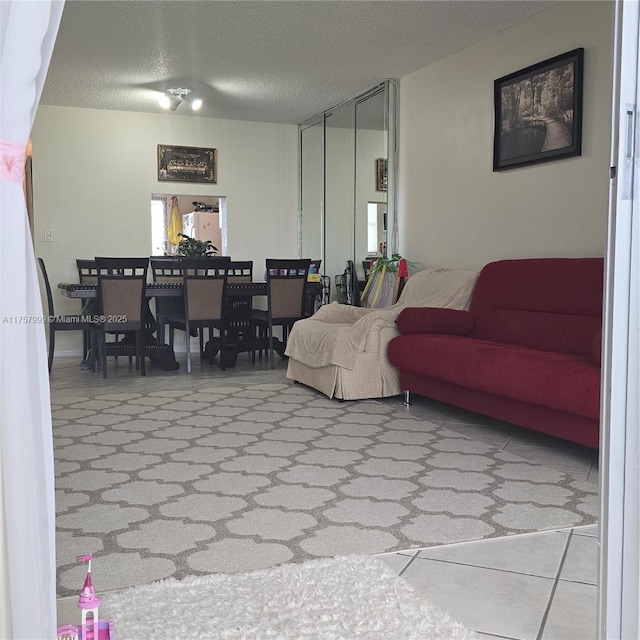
xmin=150 ymin=194 xmax=228 ymax=256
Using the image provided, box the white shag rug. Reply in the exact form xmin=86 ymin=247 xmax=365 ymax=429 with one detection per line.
xmin=101 ymin=555 xmax=478 ymax=639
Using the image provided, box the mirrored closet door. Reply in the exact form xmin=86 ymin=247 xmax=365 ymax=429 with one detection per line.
xmin=299 ymin=80 xmax=397 ymax=297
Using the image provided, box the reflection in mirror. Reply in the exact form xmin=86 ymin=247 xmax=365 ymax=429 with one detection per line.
xmin=299 ymin=80 xmax=396 ymax=300
xmin=367 ymin=202 xmax=386 ymax=255
xmin=300 ymin=119 xmax=323 ymax=267
xmin=324 ymin=102 xmax=354 ymax=290
xmin=356 ymin=88 xmax=387 ymax=279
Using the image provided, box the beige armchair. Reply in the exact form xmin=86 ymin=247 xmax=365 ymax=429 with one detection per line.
xmin=285 ymin=268 xmax=478 ymax=400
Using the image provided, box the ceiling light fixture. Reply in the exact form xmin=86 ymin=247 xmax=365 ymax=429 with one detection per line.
xmin=187 ymin=95 xmax=203 ymax=111
xmin=158 ymin=88 xmax=203 ymax=112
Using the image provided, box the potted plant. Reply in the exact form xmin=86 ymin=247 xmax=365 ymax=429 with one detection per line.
xmin=176 ymin=233 xmax=218 ymax=257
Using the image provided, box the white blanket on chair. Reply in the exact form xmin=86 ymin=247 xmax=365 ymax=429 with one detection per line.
xmin=285 ymin=268 xmax=478 ymax=370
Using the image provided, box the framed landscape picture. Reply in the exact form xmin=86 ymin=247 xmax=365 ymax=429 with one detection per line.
xmin=158 ymin=144 xmax=217 ymax=183
xmin=493 ymin=48 xmax=584 ymax=171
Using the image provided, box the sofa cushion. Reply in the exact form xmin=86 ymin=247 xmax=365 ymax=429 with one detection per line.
xmin=468 ymin=258 xmax=604 ymax=356
xmin=387 ymin=334 xmax=601 ymax=420
xmin=396 ymin=308 xmax=474 ymax=335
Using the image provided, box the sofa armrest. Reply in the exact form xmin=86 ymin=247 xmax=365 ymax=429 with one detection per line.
xmin=362 ymin=320 xmax=399 ymax=354
xmin=371 ymin=325 xmax=400 ymax=355
xmin=396 ymin=307 xmax=474 ymax=335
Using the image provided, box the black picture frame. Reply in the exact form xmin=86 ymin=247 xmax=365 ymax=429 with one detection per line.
xmin=493 ymin=48 xmax=584 ymax=171
xmin=157 ymin=144 xmax=217 ymax=183
xmin=376 ymin=158 xmax=387 ymax=191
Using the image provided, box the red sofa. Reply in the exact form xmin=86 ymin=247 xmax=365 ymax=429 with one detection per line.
xmin=387 ymin=258 xmax=603 ymax=449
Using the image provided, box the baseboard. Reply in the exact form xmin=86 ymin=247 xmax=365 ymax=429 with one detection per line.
xmin=55 ymin=349 xmax=84 ymax=358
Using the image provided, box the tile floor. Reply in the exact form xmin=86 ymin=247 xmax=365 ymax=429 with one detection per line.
xmin=51 ymin=352 xmax=600 ymax=639
xmin=379 ymin=525 xmax=598 ymax=639
xmin=379 ymin=389 xmax=599 ymax=640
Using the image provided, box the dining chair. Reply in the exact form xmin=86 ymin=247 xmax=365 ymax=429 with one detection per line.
xmin=250 ymin=258 xmax=311 ymax=369
xmin=221 ymin=260 xmax=254 ymax=361
xmin=226 ymin=260 xmax=253 ymax=283
xmin=37 ymin=257 xmax=90 ymax=372
xmin=76 ymin=258 xmax=98 ymax=357
xmin=150 ymin=255 xmax=184 ymax=344
xmin=91 ymin=257 xmax=149 ymax=378
xmin=77 ymin=258 xmax=99 ymax=284
xmin=167 ymin=257 xmax=231 ymax=373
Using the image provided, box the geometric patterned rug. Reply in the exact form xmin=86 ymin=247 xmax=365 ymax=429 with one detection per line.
xmin=53 ymin=381 xmax=599 ymax=597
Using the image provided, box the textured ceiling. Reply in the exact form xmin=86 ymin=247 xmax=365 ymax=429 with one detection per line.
xmin=41 ymin=0 xmax=556 ymax=125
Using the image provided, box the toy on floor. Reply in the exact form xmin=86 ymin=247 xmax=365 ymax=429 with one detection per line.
xmin=56 ymin=554 xmax=115 ymax=640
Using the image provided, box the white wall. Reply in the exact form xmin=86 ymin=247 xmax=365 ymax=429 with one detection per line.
xmin=31 ymin=106 xmax=298 ymax=353
xmin=300 ymin=122 xmax=324 ymax=263
xmin=398 ymin=1 xmax=614 ymax=271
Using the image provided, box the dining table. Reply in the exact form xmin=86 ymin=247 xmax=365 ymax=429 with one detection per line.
xmin=57 ymin=280 xmax=324 ymax=369
xmin=56 ymin=280 xmax=295 ymax=299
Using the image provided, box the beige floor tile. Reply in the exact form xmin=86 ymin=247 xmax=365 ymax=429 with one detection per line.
xmin=572 ymin=523 xmax=598 ymax=538
xmin=377 ymin=552 xmax=415 ymax=574
xmin=400 ymin=556 xmax=553 ymax=638
xmin=541 ymin=580 xmax=597 ymax=639
xmin=561 ymin=533 xmax=598 ymax=585
xmin=417 ymin=530 xmax=569 ymax=578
